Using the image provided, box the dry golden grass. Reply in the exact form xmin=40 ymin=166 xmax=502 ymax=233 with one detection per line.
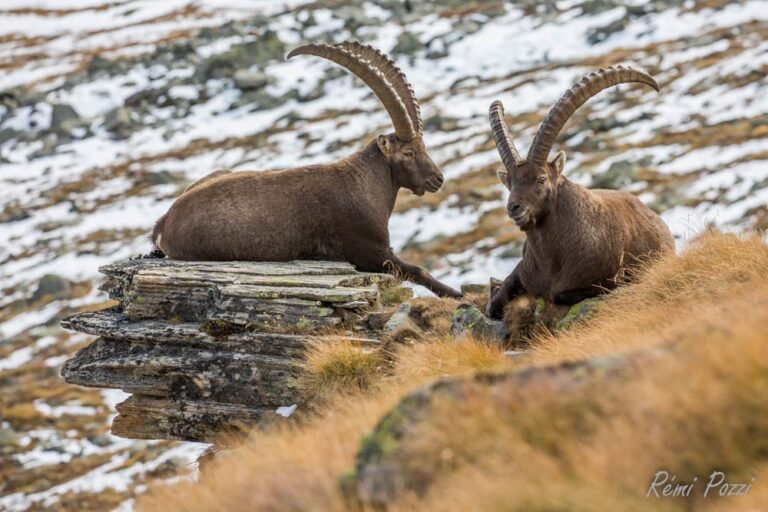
xmin=299 ymin=338 xmax=386 ymax=401
xmin=393 ymin=336 xmax=511 ymax=388
xmin=139 ymin=231 xmax=768 ymax=512
xmin=531 ymin=230 xmax=768 ymax=363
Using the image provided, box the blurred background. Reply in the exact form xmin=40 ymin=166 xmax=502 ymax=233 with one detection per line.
xmin=0 ymin=0 xmax=766 ymax=509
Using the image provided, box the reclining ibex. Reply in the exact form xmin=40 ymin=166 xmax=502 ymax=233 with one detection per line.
xmin=152 ymin=41 xmax=461 ymax=298
xmin=487 ymin=65 xmax=674 ymax=318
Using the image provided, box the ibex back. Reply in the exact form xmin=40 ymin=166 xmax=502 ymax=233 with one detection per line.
xmin=487 ymin=66 xmax=674 ymax=318
xmin=153 ymin=41 xmax=461 ymax=298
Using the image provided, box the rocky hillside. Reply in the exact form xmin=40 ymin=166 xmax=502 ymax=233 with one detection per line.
xmin=1 ymin=0 xmax=766 ymax=510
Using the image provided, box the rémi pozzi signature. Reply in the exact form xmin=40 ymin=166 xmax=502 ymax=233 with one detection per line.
xmin=647 ymin=470 xmax=756 ymax=498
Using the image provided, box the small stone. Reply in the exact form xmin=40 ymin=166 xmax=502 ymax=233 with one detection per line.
xmin=0 ymin=127 xmax=21 ymax=144
xmin=392 ymin=32 xmax=421 ymax=55
xmin=233 ymin=69 xmax=269 ymax=91
xmin=592 ymin=160 xmax=639 ymax=190
xmin=32 ymin=274 xmax=73 ymax=302
xmin=50 ymin=103 xmax=85 ymax=136
xmin=450 ymin=304 xmax=506 ymax=342
xmin=87 ymin=55 xmax=116 ymax=76
xmin=383 ymin=303 xmax=423 ymax=341
xmin=0 ymin=427 xmax=20 ymax=447
xmin=423 ymin=114 xmax=460 ymax=132
xmin=103 ymin=107 xmax=134 ymax=139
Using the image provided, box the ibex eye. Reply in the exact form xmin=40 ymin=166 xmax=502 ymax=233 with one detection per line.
xmin=537 ymin=176 xmax=547 ymax=184
xmin=403 ymin=151 xmax=414 ymax=158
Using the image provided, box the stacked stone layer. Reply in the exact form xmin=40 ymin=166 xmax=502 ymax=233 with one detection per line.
xmin=61 ymin=259 xmax=392 ymax=443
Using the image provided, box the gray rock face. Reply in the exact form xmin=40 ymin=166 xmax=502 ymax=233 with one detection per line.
xmin=60 ymin=259 xmax=394 ymax=443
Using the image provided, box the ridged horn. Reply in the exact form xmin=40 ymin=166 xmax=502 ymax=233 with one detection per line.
xmin=488 ymin=100 xmax=523 ymax=170
xmin=287 ymin=43 xmax=416 ymax=141
xmin=336 ymin=41 xmax=423 ymax=135
xmin=527 ymin=65 xmax=659 ymax=166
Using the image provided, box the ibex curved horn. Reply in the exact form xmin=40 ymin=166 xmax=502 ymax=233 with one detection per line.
xmin=527 ymin=65 xmax=659 ymax=167
xmin=287 ymin=43 xmax=416 ymax=142
xmin=488 ymin=100 xmax=523 ymax=170
xmin=336 ymin=41 xmax=423 ymax=135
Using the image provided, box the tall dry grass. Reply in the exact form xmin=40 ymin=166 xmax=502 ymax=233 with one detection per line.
xmin=139 ymin=231 xmax=768 ymax=512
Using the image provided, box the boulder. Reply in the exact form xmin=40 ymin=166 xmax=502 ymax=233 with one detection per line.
xmin=61 ymin=259 xmax=395 ymax=443
xmin=450 ymin=304 xmax=506 ymax=343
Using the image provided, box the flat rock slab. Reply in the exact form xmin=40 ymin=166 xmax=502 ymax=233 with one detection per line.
xmin=61 ymin=258 xmax=393 ymax=443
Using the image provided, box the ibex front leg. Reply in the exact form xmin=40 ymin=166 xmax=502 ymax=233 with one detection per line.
xmin=383 ymin=249 xmax=461 ymax=298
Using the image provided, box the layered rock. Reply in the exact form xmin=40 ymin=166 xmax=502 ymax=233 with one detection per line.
xmin=61 ymin=259 xmax=393 ymax=443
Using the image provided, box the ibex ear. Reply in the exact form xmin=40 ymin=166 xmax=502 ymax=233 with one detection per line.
xmin=377 ymin=135 xmax=394 ymax=156
xmin=496 ymin=169 xmax=509 ymax=189
xmin=550 ymin=151 xmax=566 ymax=181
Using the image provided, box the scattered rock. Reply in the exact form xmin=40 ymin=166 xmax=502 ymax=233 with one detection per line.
xmin=335 ymin=5 xmax=377 ymax=33
xmin=195 ymin=32 xmax=286 ymax=81
xmin=86 ymin=55 xmax=118 ymax=76
xmin=591 ymin=158 xmax=649 ymax=190
xmin=0 ymin=426 xmax=20 ymax=447
xmin=232 ymin=89 xmax=286 ymax=111
xmin=30 ymin=133 xmax=59 ymax=158
xmin=392 ymin=31 xmax=421 ymax=55
xmin=422 ymin=114 xmax=460 ymax=132
xmin=50 ymin=104 xmax=86 ymax=137
xmin=103 ymin=107 xmax=135 ymax=139
xmin=0 ymin=127 xmax=22 ymax=144
xmin=233 ymin=69 xmax=270 ymax=91
xmin=32 ymin=274 xmax=73 ymax=302
xmin=383 ymin=303 xmax=423 ymax=341
xmin=450 ymin=304 xmax=506 ymax=342
xmin=135 ymin=170 xmax=185 ymax=187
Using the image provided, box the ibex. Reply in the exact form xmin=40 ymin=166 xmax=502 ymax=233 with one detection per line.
xmin=152 ymin=41 xmax=461 ymax=298
xmin=486 ymin=65 xmax=674 ymax=319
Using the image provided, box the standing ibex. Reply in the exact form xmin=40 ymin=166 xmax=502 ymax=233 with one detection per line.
xmin=487 ymin=65 xmax=674 ymax=318
xmin=152 ymin=41 xmax=461 ymax=298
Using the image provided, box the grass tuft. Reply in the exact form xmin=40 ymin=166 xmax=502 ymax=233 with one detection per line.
xmin=299 ymin=338 xmax=385 ymax=400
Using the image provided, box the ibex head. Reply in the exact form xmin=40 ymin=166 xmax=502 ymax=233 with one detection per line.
xmin=490 ymin=65 xmax=659 ymax=230
xmin=288 ymin=41 xmax=443 ymax=196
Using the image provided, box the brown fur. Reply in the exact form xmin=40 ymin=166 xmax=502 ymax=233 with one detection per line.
xmin=153 ymin=135 xmax=461 ymax=297
xmin=487 ymin=153 xmax=674 ymax=318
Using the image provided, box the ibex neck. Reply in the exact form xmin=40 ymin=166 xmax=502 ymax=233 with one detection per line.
xmin=344 ymin=138 xmax=399 ymax=215
xmin=526 ymin=178 xmax=586 ymax=244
